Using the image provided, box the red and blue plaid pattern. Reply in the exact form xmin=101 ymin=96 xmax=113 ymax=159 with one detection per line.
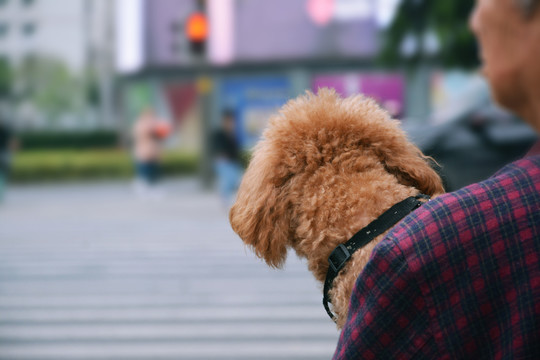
xmin=334 ymin=156 xmax=540 ymax=359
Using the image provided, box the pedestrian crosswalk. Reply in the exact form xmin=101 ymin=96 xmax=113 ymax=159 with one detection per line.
xmin=0 ymin=180 xmax=339 ymax=359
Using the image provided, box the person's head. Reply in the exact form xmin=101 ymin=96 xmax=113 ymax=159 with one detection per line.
xmin=139 ymin=108 xmax=156 ymax=123
xmin=469 ymin=0 xmax=540 ymax=130
xmin=221 ymin=109 xmax=236 ymax=133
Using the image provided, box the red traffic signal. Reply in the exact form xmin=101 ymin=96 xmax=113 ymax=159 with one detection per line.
xmin=185 ymin=12 xmax=208 ymax=55
xmin=186 ymin=12 xmax=208 ymax=41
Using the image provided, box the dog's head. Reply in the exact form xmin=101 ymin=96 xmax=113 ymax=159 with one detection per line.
xmin=229 ymin=89 xmax=443 ymax=270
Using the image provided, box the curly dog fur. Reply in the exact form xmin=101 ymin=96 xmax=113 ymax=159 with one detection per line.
xmin=229 ymin=89 xmax=444 ymax=328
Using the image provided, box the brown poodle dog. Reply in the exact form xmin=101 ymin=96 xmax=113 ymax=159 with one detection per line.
xmin=229 ymin=89 xmax=444 ymax=328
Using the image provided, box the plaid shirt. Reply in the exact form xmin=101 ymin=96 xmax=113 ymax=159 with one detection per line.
xmin=334 ymin=155 xmax=540 ymax=359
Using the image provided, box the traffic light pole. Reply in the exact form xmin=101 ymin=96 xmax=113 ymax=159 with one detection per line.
xmin=196 ymin=74 xmax=214 ymax=190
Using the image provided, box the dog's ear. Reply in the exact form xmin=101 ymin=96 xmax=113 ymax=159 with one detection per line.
xmin=375 ymin=128 xmax=445 ymax=196
xmin=229 ymin=142 xmax=291 ymax=268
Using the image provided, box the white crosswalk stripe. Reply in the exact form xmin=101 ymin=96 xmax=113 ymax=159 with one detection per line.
xmin=0 ymin=180 xmax=339 ymax=360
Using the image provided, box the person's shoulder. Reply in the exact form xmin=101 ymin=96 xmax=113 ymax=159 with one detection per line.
xmin=376 ymin=190 xmax=472 ymax=266
xmin=491 ymin=154 xmax=540 ymax=182
xmin=378 ymin=155 xmax=540 ymax=267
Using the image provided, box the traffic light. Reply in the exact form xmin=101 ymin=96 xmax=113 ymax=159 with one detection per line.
xmin=185 ymin=11 xmax=208 ymax=56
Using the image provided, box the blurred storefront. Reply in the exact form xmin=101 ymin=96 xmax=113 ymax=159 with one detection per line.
xmin=115 ymin=0 xmax=434 ymax=184
xmin=219 ymin=76 xmax=291 ymax=149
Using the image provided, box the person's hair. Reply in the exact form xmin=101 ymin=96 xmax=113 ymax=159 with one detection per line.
xmin=222 ymin=108 xmax=235 ymax=120
xmin=516 ymin=0 xmax=539 ymax=16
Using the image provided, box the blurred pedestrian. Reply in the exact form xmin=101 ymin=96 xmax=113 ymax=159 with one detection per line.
xmin=0 ymin=116 xmax=16 ymax=203
xmin=334 ymin=0 xmax=540 ymax=359
xmin=212 ymin=109 xmax=243 ymax=208
xmin=132 ymin=108 xmax=170 ymax=198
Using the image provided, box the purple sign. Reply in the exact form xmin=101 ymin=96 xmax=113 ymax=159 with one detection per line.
xmin=312 ymin=73 xmax=405 ymax=118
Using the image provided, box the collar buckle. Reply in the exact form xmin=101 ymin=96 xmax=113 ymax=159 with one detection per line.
xmin=328 ymin=244 xmax=351 ymax=273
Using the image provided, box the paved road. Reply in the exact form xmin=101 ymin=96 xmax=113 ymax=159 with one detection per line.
xmin=0 ymin=180 xmax=339 ymax=360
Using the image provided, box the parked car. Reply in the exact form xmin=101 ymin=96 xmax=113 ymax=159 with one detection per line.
xmin=404 ymin=83 xmax=538 ymax=191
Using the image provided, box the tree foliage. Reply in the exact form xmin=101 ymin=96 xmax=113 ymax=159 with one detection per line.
xmin=379 ymin=0 xmax=479 ymax=69
xmin=15 ymin=55 xmax=86 ymax=122
xmin=0 ymin=57 xmax=11 ymax=98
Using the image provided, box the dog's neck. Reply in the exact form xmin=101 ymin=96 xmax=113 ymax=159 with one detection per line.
xmin=298 ymin=181 xmax=420 ymax=328
xmin=323 ymin=194 xmax=430 ymax=323
xmin=302 ymin=184 xmax=419 ymax=282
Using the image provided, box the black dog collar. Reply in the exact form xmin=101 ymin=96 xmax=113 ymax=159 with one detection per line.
xmin=323 ymin=194 xmax=430 ymax=322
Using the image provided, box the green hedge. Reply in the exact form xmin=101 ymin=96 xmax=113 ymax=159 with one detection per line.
xmin=18 ymin=131 xmax=118 ymax=150
xmin=10 ymin=150 xmax=199 ymax=183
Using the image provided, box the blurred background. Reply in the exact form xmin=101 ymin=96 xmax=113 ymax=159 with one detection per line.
xmin=0 ymin=0 xmax=538 ymax=359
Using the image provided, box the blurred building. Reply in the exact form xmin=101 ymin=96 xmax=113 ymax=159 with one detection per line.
xmin=0 ymin=0 xmax=116 ymax=130
xmin=1 ymin=0 xmax=89 ymax=71
xmin=116 ymin=0 xmax=403 ymax=71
